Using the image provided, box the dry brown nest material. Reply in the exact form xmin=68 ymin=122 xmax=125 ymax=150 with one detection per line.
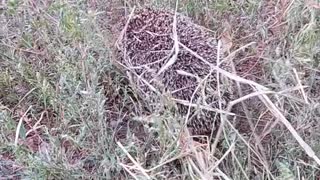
xmin=110 ymin=7 xmax=234 ymax=136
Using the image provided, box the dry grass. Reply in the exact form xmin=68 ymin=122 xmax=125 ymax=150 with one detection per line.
xmin=0 ymin=0 xmax=320 ymax=179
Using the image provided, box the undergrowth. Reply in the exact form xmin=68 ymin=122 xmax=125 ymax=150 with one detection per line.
xmin=0 ymin=0 xmax=319 ymax=179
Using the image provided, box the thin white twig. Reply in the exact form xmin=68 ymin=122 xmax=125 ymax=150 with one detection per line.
xmin=257 ymin=92 xmax=320 ymax=166
xmin=293 ymin=68 xmax=309 ymax=104
xmin=156 ymin=3 xmax=179 ymax=76
xmin=172 ymin=98 xmax=235 ymax=116
xmin=210 ymin=142 xmax=235 ymax=171
xmin=211 ymin=40 xmax=223 ymax=154
xmin=117 ymin=141 xmax=151 ymax=179
xmin=15 ymin=106 xmax=32 ymax=147
xmin=119 ymin=163 xmax=140 ymax=180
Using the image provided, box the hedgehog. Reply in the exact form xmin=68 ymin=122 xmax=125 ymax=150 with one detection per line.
xmin=111 ymin=7 xmax=233 ymax=136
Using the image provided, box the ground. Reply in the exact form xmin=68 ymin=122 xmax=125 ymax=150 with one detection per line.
xmin=0 ymin=0 xmax=320 ymax=179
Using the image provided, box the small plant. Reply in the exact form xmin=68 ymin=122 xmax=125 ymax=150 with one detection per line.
xmin=0 ymin=0 xmax=319 ymax=179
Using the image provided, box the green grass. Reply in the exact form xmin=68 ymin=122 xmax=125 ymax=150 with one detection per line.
xmin=1 ymin=0 xmax=320 ymax=179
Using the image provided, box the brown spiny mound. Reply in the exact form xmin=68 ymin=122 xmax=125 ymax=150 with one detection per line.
xmin=112 ymin=7 xmax=233 ymax=136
